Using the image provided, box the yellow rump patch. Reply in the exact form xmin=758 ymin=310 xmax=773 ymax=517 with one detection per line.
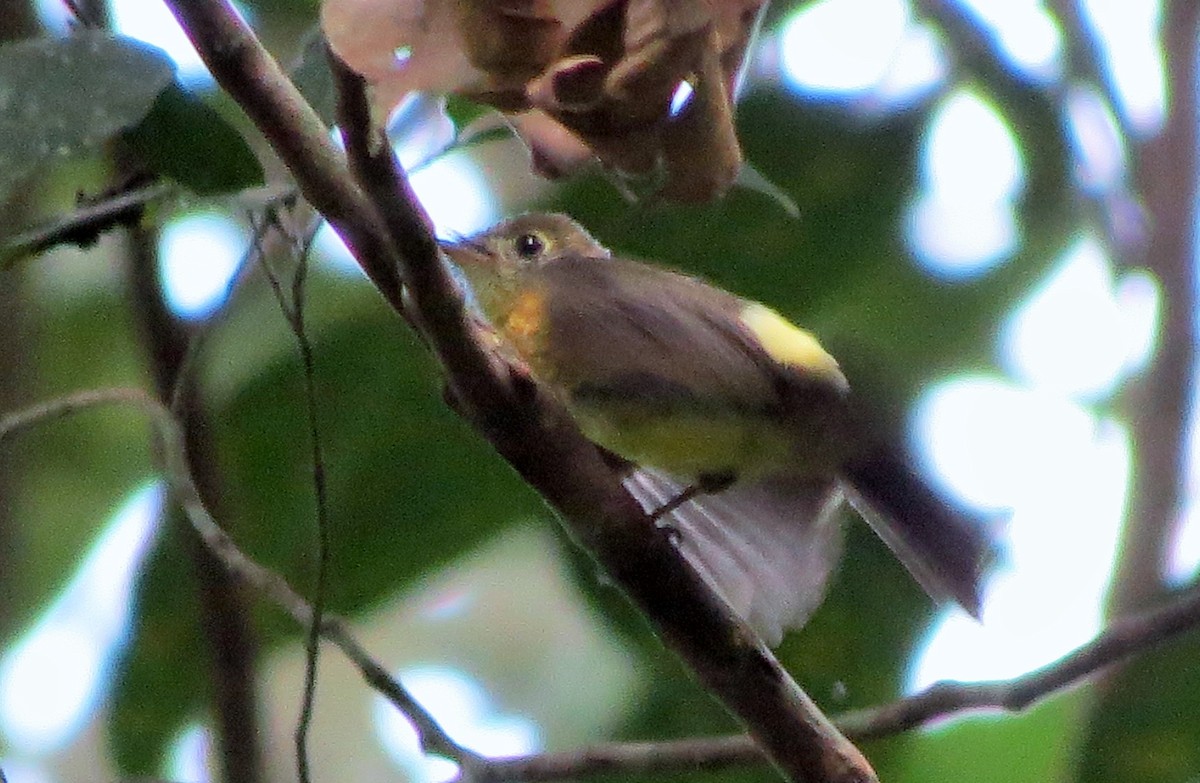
xmin=739 ymin=303 xmax=846 ymax=387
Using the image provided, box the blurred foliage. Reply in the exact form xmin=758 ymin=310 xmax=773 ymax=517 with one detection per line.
xmin=124 ymin=82 xmax=265 ymax=195
xmin=895 ymin=693 xmax=1087 ymax=783
xmin=1 ymin=2 xmax=1199 ymax=783
xmin=1076 ymin=591 xmax=1200 ymax=783
xmin=2 ymin=272 xmax=151 ymax=640
xmin=0 ymin=31 xmax=173 ymax=206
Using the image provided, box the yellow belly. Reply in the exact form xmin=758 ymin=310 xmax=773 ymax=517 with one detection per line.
xmin=570 ymin=402 xmax=797 ymax=480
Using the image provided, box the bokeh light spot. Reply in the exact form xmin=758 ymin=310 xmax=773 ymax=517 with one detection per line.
xmin=1002 ymin=235 xmax=1159 ymax=400
xmin=907 ymin=89 xmax=1023 ymax=277
xmin=1080 ymin=0 xmax=1166 ymax=134
xmin=778 ymin=0 xmax=909 ymax=95
xmin=159 ymin=212 xmax=246 ymax=320
xmin=0 ymin=485 xmax=162 ymax=754
xmin=954 ymin=0 xmax=1062 ymax=82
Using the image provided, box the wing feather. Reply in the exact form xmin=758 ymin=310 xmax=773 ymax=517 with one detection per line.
xmin=624 ymin=467 xmax=845 ymax=646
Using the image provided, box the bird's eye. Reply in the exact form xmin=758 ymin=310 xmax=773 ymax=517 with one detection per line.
xmin=514 ymin=232 xmax=545 ymax=259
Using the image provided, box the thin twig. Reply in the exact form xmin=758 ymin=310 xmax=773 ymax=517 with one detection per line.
xmin=1 ymin=182 xmax=174 ymax=268
xmin=0 ymin=388 xmax=481 ymax=767
xmin=252 ymin=210 xmax=334 ymax=783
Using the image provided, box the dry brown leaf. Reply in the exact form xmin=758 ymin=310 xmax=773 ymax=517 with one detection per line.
xmin=320 ymin=0 xmax=768 ymax=202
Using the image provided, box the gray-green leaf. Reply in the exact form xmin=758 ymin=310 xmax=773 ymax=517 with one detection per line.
xmin=0 ymin=31 xmax=175 ymax=205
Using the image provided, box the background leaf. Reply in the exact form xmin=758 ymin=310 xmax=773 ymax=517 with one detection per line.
xmin=0 ymin=32 xmax=173 ymax=206
xmin=124 ymin=83 xmax=265 ymax=196
xmin=1075 ymin=604 xmax=1200 ymax=783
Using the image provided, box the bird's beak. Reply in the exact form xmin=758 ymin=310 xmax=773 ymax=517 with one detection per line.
xmin=439 ymin=237 xmax=494 ymax=272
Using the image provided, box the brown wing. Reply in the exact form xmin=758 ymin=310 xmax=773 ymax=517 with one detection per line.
xmin=534 ymin=256 xmax=811 ymax=419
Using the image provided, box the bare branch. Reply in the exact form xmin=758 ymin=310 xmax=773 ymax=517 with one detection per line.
xmin=0 ymin=388 xmax=482 ymax=768
xmin=480 ymin=735 xmax=761 ymax=782
xmin=478 ymin=576 xmax=1200 ymax=781
xmin=1108 ymin=0 xmax=1200 ymax=618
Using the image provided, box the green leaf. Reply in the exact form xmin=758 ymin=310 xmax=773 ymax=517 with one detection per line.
xmin=124 ymin=83 xmax=265 ymax=196
xmin=444 ymin=95 xmax=493 ymax=131
xmin=0 ymin=32 xmax=174 ymax=204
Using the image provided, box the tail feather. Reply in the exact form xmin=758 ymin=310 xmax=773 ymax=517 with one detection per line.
xmin=624 ymin=468 xmax=844 ymax=646
xmin=841 ymin=447 xmax=996 ymax=618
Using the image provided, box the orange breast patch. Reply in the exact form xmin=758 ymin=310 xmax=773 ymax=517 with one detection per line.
xmin=502 ymin=288 xmax=547 ymax=361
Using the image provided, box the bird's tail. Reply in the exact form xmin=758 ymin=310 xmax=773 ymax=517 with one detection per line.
xmin=624 ymin=468 xmax=845 ymax=646
xmin=840 ymin=445 xmax=997 ymax=618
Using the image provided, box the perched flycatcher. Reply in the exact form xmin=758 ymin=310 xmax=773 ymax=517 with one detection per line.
xmin=442 ymin=213 xmax=994 ymax=645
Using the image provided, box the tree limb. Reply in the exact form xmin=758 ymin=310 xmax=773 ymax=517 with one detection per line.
xmin=123 ymin=208 xmax=265 ymax=783
xmin=1108 ymin=0 xmax=1199 ymax=618
xmin=161 ymin=1 xmax=877 ymax=781
xmin=0 ymin=181 xmax=174 ymax=268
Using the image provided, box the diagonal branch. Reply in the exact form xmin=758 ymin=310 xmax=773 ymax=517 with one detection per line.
xmin=0 ymin=181 xmax=174 ymax=268
xmin=161 ymin=1 xmax=876 ymax=781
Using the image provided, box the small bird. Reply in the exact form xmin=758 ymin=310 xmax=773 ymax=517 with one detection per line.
xmin=442 ymin=213 xmax=994 ymax=645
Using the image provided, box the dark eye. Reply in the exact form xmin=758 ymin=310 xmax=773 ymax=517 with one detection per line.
xmin=514 ymin=232 xmax=545 ymax=258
